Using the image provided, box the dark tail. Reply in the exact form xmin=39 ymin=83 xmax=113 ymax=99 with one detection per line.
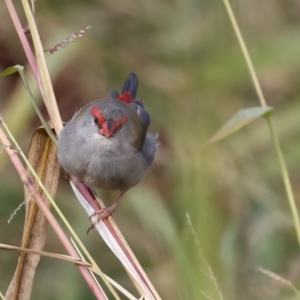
xmin=121 ymin=72 xmax=139 ymax=99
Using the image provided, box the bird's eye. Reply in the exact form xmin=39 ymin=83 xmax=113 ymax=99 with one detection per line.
xmin=94 ymin=117 xmax=101 ymax=127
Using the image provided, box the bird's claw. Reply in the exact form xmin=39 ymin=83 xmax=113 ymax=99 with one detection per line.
xmin=87 ymin=205 xmax=117 ymax=234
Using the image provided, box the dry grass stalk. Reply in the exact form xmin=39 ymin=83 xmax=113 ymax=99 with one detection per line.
xmin=5 ymin=126 xmax=60 ymax=300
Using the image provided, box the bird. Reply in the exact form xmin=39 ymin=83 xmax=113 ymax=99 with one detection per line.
xmin=58 ymin=73 xmax=158 ymax=225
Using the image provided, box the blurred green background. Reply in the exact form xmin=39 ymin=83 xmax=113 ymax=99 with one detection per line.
xmin=1 ymin=1 xmax=300 ymax=299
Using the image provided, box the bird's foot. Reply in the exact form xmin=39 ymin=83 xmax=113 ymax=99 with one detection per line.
xmin=87 ymin=204 xmax=117 ymax=234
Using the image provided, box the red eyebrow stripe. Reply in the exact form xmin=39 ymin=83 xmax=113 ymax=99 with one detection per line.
xmin=91 ymin=107 xmax=106 ymax=125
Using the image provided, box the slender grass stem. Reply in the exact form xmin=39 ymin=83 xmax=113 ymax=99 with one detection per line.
xmin=266 ymin=116 xmax=300 ymax=246
xmin=20 ymin=0 xmax=63 ymax=134
xmin=221 ymin=0 xmax=267 ymax=107
xmin=221 ymin=0 xmax=300 ymax=249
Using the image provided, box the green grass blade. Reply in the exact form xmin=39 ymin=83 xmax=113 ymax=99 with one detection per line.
xmin=0 ymin=65 xmax=58 ymax=146
xmin=204 ymin=106 xmax=273 ymax=146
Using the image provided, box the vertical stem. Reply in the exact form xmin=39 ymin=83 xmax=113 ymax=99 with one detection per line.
xmin=20 ymin=0 xmax=63 ymax=134
xmin=222 ymin=0 xmax=300 ymax=248
xmin=221 ymin=0 xmax=267 ymax=107
xmin=266 ymin=117 xmax=300 ymax=246
xmin=5 ymin=0 xmax=38 ymax=79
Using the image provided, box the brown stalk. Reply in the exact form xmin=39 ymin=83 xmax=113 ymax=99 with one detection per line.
xmin=5 ymin=126 xmax=60 ymax=300
xmin=0 ymin=121 xmax=108 ymax=300
xmin=72 ymin=178 xmax=161 ymax=299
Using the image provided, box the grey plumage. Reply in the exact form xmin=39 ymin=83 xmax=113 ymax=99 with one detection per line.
xmin=58 ymin=99 xmax=158 ymax=190
xmin=58 ymin=73 xmax=158 ymax=198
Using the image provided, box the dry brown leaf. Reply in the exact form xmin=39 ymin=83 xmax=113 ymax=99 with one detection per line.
xmin=5 ymin=125 xmax=60 ymax=300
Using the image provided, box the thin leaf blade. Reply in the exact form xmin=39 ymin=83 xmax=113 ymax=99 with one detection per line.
xmin=204 ymin=106 xmax=273 ymax=146
xmin=0 ymin=65 xmax=24 ymax=77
